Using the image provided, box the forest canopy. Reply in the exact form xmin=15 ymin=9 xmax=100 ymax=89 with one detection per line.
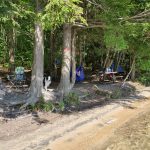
xmin=0 ymin=0 xmax=150 ymax=102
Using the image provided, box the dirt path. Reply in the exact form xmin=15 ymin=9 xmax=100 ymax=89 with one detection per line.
xmin=100 ymin=108 xmax=150 ymax=150
xmin=48 ymin=98 xmax=150 ymax=150
xmin=0 ymin=87 xmax=150 ymax=150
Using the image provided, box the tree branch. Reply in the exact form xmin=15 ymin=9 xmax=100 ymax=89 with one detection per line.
xmin=119 ymin=9 xmax=150 ymax=23
xmin=86 ymin=0 xmax=104 ymax=10
xmin=73 ymin=22 xmax=105 ymax=28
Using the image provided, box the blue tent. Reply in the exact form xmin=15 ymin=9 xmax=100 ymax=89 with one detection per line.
xmin=76 ymin=66 xmax=84 ymax=82
xmin=117 ymin=65 xmax=124 ymax=73
xmin=110 ymin=63 xmax=115 ymax=70
xmin=110 ymin=63 xmax=124 ymax=73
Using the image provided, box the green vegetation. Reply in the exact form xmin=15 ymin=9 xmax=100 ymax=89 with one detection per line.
xmin=27 ymin=93 xmax=80 ymax=112
xmin=0 ymin=0 xmax=150 ymax=104
xmin=63 ymin=92 xmax=80 ymax=108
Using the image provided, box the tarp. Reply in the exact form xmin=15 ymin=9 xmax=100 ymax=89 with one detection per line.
xmin=110 ymin=63 xmax=124 ymax=73
xmin=117 ymin=65 xmax=124 ymax=73
xmin=76 ymin=66 xmax=84 ymax=82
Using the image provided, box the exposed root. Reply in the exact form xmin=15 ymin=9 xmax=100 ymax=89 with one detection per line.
xmin=20 ymin=95 xmax=39 ymax=110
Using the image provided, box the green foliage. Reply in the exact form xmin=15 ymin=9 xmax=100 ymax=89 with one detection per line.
xmin=110 ymin=86 xmax=135 ymax=99
xmin=104 ymin=27 xmax=128 ymax=51
xmin=99 ymin=0 xmax=130 ymax=24
xmin=0 ymin=36 xmax=7 ymax=64
xmin=0 ymin=0 xmax=34 ymax=68
xmin=110 ymin=89 xmax=122 ymax=99
xmin=124 ymin=22 xmax=150 ymax=73
xmin=27 ymin=93 xmax=80 ymax=112
xmin=0 ymin=0 xmax=150 ymax=99
xmin=63 ymin=92 xmax=80 ymax=107
xmin=137 ymin=58 xmax=150 ymax=72
xmin=28 ymin=96 xmax=55 ymax=112
xmin=58 ymin=100 xmax=65 ymax=112
xmin=42 ymin=0 xmax=86 ymax=29
xmin=138 ymin=73 xmax=150 ymax=86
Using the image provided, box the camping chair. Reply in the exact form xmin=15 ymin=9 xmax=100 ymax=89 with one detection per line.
xmin=7 ymin=67 xmax=26 ymax=90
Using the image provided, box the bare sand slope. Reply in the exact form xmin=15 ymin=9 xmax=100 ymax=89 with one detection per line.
xmin=48 ymin=98 xmax=150 ymax=150
xmin=0 ymin=87 xmax=150 ymax=150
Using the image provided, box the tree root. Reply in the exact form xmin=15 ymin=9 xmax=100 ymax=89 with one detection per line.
xmin=20 ymin=95 xmax=39 ymax=110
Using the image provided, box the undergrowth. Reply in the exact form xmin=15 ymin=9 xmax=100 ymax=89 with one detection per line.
xmin=110 ymin=86 xmax=135 ymax=99
xmin=27 ymin=93 xmax=80 ymax=113
xmin=138 ymin=75 xmax=150 ymax=86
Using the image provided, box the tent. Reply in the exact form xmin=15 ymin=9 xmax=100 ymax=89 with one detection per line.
xmin=76 ymin=66 xmax=84 ymax=82
xmin=117 ymin=65 xmax=124 ymax=73
xmin=110 ymin=63 xmax=124 ymax=73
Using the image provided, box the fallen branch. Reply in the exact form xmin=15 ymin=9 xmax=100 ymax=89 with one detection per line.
xmin=93 ymin=85 xmax=112 ymax=96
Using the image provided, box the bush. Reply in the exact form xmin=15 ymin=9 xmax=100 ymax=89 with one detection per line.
xmin=110 ymin=89 xmax=122 ymax=99
xmin=27 ymin=96 xmax=54 ymax=112
xmin=27 ymin=93 xmax=80 ymax=113
xmin=138 ymin=75 xmax=150 ymax=86
xmin=63 ymin=92 xmax=80 ymax=108
xmin=110 ymin=86 xmax=135 ymax=99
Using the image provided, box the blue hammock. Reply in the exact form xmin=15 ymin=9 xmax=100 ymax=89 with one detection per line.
xmin=76 ymin=66 xmax=84 ymax=82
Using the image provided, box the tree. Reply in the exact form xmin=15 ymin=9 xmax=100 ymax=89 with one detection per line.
xmin=43 ymin=0 xmax=86 ymax=97
xmin=26 ymin=0 xmax=44 ymax=104
xmin=0 ymin=0 xmax=34 ymax=70
xmin=58 ymin=24 xmax=72 ymax=97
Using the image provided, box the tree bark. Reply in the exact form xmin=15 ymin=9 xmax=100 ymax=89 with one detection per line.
xmin=26 ymin=0 xmax=44 ymax=104
xmin=104 ymin=49 xmax=110 ymax=68
xmin=7 ymin=28 xmax=15 ymax=73
xmin=71 ymin=28 xmax=77 ymax=88
xmin=30 ymin=22 xmax=44 ymax=100
xmin=58 ymin=24 xmax=72 ymax=97
xmin=131 ymin=53 xmax=136 ymax=81
xmin=79 ymin=37 xmax=83 ymax=65
xmin=122 ymin=57 xmax=135 ymax=87
xmin=49 ymin=31 xmax=55 ymax=76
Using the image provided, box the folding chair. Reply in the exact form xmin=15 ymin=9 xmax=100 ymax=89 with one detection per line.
xmin=7 ymin=67 xmax=26 ymax=90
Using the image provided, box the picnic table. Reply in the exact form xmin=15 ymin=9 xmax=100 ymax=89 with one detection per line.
xmin=99 ymin=71 xmax=118 ymax=83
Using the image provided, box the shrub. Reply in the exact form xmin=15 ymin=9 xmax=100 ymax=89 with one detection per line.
xmin=63 ymin=92 xmax=80 ymax=107
xmin=138 ymin=75 xmax=150 ymax=86
xmin=110 ymin=89 xmax=122 ymax=99
xmin=27 ymin=93 xmax=80 ymax=112
xmin=27 ymin=96 xmax=54 ymax=112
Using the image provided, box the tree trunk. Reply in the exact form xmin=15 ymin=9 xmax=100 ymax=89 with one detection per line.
xmin=104 ymin=49 xmax=110 ymax=68
xmin=122 ymin=56 xmax=135 ymax=87
xmin=131 ymin=53 xmax=136 ymax=81
xmin=71 ymin=28 xmax=77 ymax=88
xmin=7 ymin=28 xmax=15 ymax=73
xmin=26 ymin=0 xmax=44 ymax=104
xmin=49 ymin=31 xmax=55 ymax=76
xmin=30 ymin=22 xmax=44 ymax=100
xmin=58 ymin=24 xmax=72 ymax=97
xmin=79 ymin=37 xmax=83 ymax=65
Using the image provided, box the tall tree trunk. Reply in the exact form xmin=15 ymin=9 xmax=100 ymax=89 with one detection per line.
xmin=58 ymin=24 xmax=72 ymax=97
xmin=49 ymin=30 xmax=55 ymax=76
xmin=7 ymin=28 xmax=15 ymax=73
xmin=71 ymin=28 xmax=76 ymax=88
xmin=131 ymin=53 xmax=136 ymax=81
xmin=115 ymin=52 xmax=120 ymax=71
xmin=30 ymin=22 xmax=44 ymax=101
xmin=79 ymin=35 xmax=83 ymax=65
xmin=122 ymin=56 xmax=135 ymax=87
xmin=26 ymin=0 xmax=44 ymax=104
xmin=104 ymin=49 xmax=110 ymax=68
